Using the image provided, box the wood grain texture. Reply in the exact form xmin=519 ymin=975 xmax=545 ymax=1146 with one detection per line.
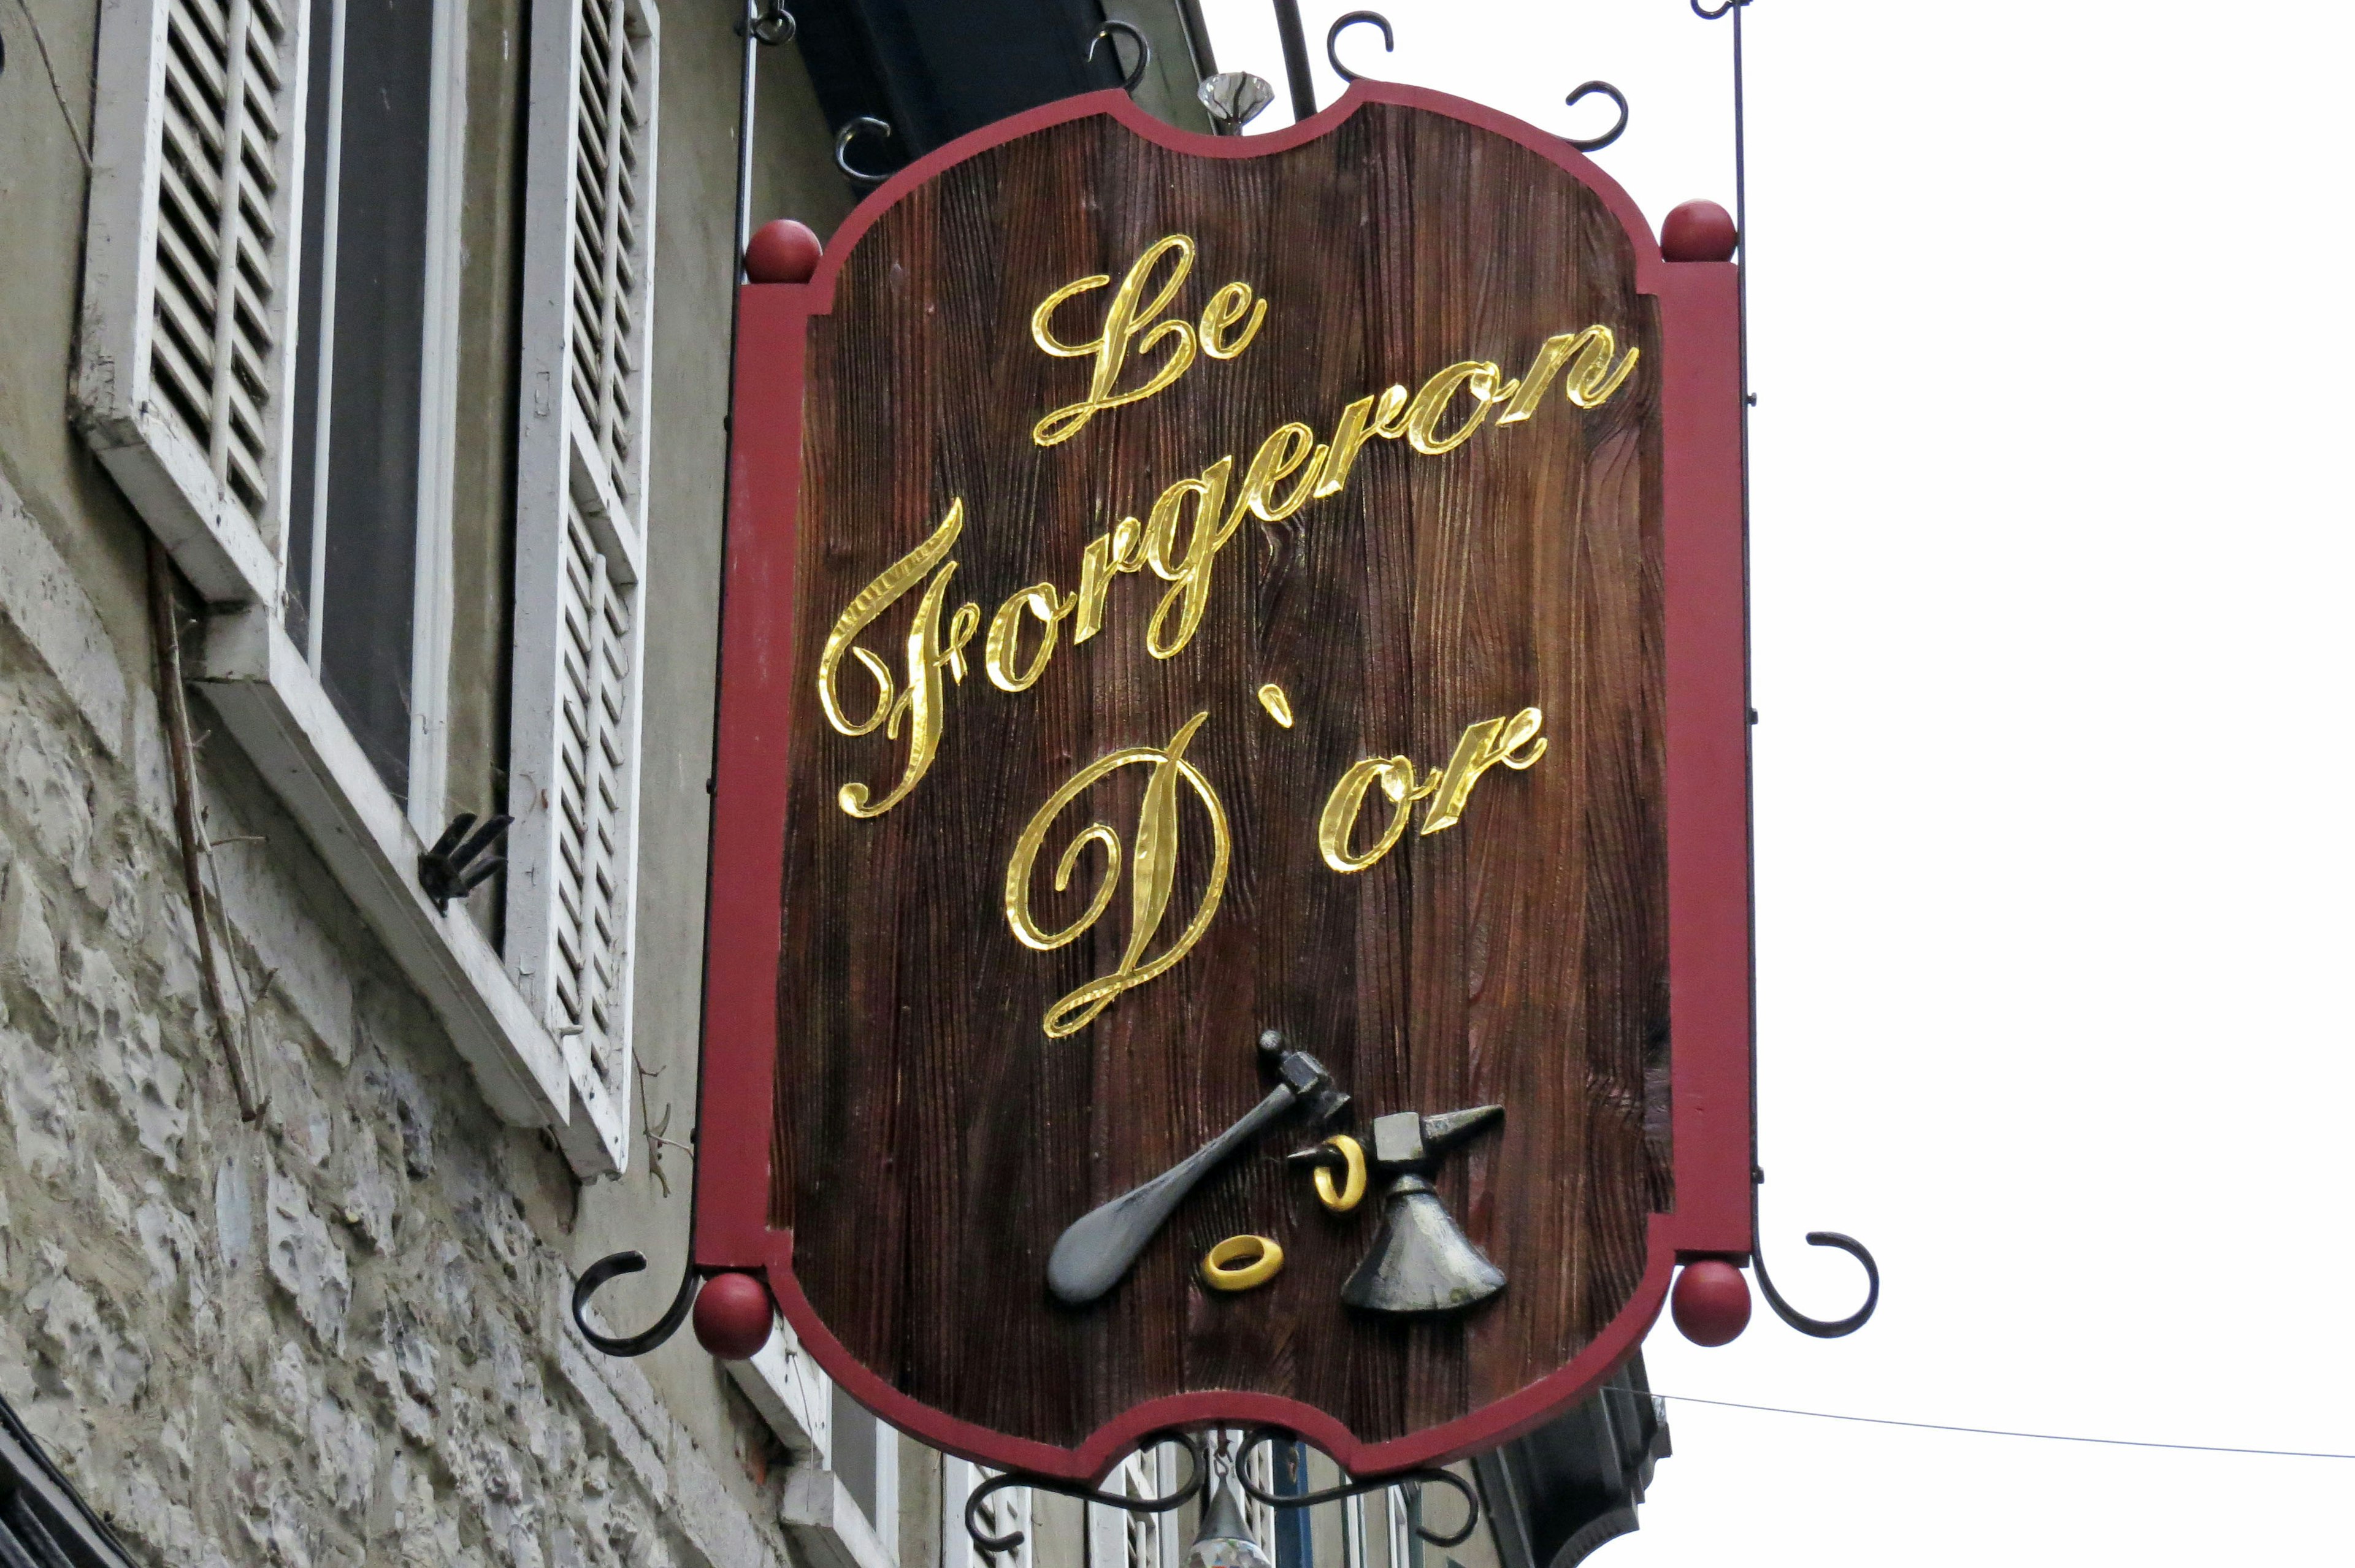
xmin=773 ymin=102 xmax=1667 ymax=1448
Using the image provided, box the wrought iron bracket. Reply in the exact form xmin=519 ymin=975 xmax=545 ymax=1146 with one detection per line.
xmin=417 ymin=811 xmax=510 ymax=913
xmin=572 ymin=1249 xmax=701 ymax=1356
xmin=964 ymin=1431 xmax=1209 ymax=1554
xmin=1233 ymin=1429 xmax=1481 ymax=1547
xmin=1750 ymin=1167 xmax=1880 ymax=1337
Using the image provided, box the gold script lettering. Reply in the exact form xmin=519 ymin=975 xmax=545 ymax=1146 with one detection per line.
xmin=1318 ymin=708 xmax=1547 ymax=872
xmin=1198 ymin=281 xmax=1268 ymax=359
xmin=1422 ymin=707 xmax=1548 ymax=832
xmin=1141 ymin=457 xmax=1237 ymax=659
xmin=1404 ymin=361 xmax=1509 ymax=455
xmin=1008 ymin=305 xmax=1638 ymax=673
xmin=817 ymin=502 xmax=981 ymax=818
xmin=984 ymin=583 xmax=1076 ymax=692
xmin=1495 ymin=326 xmax=1639 ymax=424
xmin=1317 ymin=756 xmax=1436 ymax=873
xmin=1030 ymin=235 xmax=1201 ymax=447
xmin=1073 ymin=514 xmax=1148 ymax=646
xmin=1312 ymin=385 xmax=1410 ymax=499
xmin=1004 ymin=711 xmax=1231 ymax=1037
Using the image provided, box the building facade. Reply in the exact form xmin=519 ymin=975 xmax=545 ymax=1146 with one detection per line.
xmin=0 ymin=0 xmax=1663 ymax=1561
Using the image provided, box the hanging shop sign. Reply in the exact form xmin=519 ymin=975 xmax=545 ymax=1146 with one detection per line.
xmin=697 ymin=80 xmax=1755 ymax=1480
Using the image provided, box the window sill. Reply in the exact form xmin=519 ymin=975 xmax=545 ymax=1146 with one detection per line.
xmin=197 ymin=603 xmax=628 ymax=1174
xmin=782 ymin=1466 xmax=898 ymax=1568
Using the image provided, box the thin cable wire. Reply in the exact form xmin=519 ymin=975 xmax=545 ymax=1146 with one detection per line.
xmin=11 ymin=0 xmax=93 ymax=167
xmin=1626 ymin=1389 xmax=2355 ymax=1460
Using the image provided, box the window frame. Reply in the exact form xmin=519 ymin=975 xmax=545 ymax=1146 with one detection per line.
xmin=279 ymin=0 xmax=469 ymax=836
xmin=74 ymin=0 xmax=630 ymax=1172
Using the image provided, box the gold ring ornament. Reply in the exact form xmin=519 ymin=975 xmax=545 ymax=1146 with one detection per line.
xmin=1200 ymin=1234 xmax=1285 ymax=1291
xmin=1312 ymin=1134 xmax=1368 ymax=1212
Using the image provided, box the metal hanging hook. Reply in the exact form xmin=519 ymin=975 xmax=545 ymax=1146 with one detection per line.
xmin=1325 ymin=10 xmax=1393 ymax=82
xmin=1691 ymin=0 xmax=1750 ymax=19
xmin=572 ymin=1250 xmax=701 ymax=1356
xmin=963 ymin=1432 xmax=1209 ymax=1555
xmin=834 ymin=116 xmax=894 ymax=187
xmin=1563 ymin=80 xmax=1629 ymax=152
xmin=1750 ymin=1168 xmax=1880 ymax=1337
xmin=1089 ymin=20 xmax=1151 ymax=93
xmin=737 ymin=0 xmax=795 ymax=45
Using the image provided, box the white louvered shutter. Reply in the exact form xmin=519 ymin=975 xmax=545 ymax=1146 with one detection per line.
xmin=949 ymin=1463 xmax=1032 ymax=1568
xmin=1087 ymin=1452 xmax=1168 ymax=1568
xmin=509 ymin=0 xmax=661 ymax=1176
xmin=77 ymin=0 xmax=307 ymax=606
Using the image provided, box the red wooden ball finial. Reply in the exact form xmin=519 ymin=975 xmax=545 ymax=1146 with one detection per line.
xmin=1660 ymin=201 xmax=1739 ymax=264
xmin=1671 ymin=1259 xmax=1752 ymax=1346
xmin=692 ymin=1271 xmax=775 ymax=1359
xmin=744 ymin=218 xmax=824 ymax=285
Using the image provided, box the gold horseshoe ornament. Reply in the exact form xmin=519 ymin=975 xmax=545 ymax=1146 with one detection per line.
xmin=1200 ymin=1234 xmax=1284 ymax=1291
xmin=1311 ymin=1134 xmax=1368 ymax=1212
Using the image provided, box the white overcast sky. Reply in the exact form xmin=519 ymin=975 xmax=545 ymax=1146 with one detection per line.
xmin=1194 ymin=2 xmax=2355 ymax=1561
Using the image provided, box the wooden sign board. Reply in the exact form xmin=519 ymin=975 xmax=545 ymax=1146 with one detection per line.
xmin=700 ymin=83 xmax=1755 ymax=1480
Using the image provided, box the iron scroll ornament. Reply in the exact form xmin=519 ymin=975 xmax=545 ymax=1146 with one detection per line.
xmin=1750 ymin=1168 xmax=1880 ymax=1337
xmin=835 ymin=116 xmax=895 ymax=188
xmin=961 ymin=1430 xmax=1477 ymax=1555
xmin=1560 ymin=80 xmax=1628 ymax=153
xmin=964 ymin=1431 xmax=1209 ymax=1553
xmin=572 ymin=1249 xmax=701 ymax=1356
xmin=1323 ymin=12 xmax=1626 ymax=154
xmin=1088 ymin=20 xmax=1151 ymax=94
xmin=1325 ymin=11 xmax=1393 ymax=82
xmin=1233 ymin=1431 xmax=1481 ymax=1547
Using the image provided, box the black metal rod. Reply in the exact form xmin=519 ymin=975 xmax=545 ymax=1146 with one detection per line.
xmin=1733 ymin=0 xmax=1752 ymax=443
xmin=735 ymin=0 xmax=760 ymax=279
xmin=1269 ymin=0 xmax=1318 ymax=121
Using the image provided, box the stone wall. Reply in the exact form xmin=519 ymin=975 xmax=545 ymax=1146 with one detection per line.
xmin=0 ymin=466 xmax=799 ymax=1567
xmin=0 ymin=0 xmax=871 ymax=1552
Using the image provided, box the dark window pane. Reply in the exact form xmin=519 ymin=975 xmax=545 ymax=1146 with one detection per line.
xmin=282 ymin=0 xmax=341 ymax=658
xmin=316 ymin=0 xmax=434 ymax=800
xmin=1272 ymin=1440 xmax=1311 ymax=1568
xmin=831 ymin=1384 xmax=879 ymax=1524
